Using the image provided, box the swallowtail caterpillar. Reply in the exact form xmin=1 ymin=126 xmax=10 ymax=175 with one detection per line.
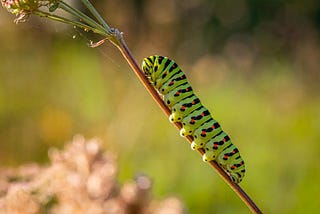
xmin=142 ymin=55 xmax=245 ymax=183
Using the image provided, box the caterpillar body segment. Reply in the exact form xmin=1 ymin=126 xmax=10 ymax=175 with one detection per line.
xmin=180 ymin=107 xmax=212 ymax=137
xmin=163 ymin=83 xmax=194 ymax=107
xmin=142 ymin=55 xmax=245 ymax=183
xmin=218 ymin=146 xmax=245 ymax=183
xmin=159 ymin=72 xmax=188 ymax=95
xmin=202 ymin=132 xmax=231 ymax=161
xmin=169 ymin=95 xmax=202 ymax=123
xmin=228 ymin=159 xmax=245 ymax=183
xmin=191 ymin=119 xmax=222 ymax=150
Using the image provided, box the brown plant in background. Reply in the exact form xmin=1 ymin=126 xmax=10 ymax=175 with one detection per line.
xmin=0 ymin=135 xmax=185 ymax=214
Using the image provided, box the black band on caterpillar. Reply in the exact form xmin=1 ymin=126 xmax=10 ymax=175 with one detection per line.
xmin=142 ymin=55 xmax=245 ymax=183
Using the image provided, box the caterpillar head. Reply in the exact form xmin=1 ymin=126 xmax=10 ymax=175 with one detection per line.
xmin=142 ymin=56 xmax=156 ymax=77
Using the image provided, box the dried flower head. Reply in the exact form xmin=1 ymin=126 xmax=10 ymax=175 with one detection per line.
xmin=1 ymin=0 xmax=111 ymax=37
xmin=1 ymin=0 xmax=40 ymax=14
xmin=1 ymin=0 xmax=41 ymax=23
xmin=1 ymin=0 xmax=59 ymax=23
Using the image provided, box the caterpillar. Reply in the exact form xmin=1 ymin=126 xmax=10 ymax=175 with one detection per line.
xmin=142 ymin=55 xmax=245 ymax=183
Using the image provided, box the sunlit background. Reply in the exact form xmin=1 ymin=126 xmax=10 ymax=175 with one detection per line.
xmin=1 ymin=0 xmax=320 ymax=213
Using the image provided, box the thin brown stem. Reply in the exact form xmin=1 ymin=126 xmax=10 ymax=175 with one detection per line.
xmin=108 ymin=29 xmax=263 ymax=214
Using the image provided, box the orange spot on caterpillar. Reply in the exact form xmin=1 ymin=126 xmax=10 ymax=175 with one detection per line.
xmin=201 ymin=131 xmax=206 ymax=137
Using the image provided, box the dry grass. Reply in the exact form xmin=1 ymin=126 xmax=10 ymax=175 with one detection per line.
xmin=0 ymin=135 xmax=185 ymax=214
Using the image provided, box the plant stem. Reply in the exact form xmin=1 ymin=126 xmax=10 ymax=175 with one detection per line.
xmin=107 ymin=29 xmax=263 ymax=214
xmin=79 ymin=0 xmax=110 ymax=31
xmin=33 ymin=10 xmax=108 ymax=36
xmin=58 ymin=1 xmax=108 ymax=35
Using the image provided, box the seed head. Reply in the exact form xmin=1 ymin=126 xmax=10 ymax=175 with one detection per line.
xmin=1 ymin=0 xmax=46 ymax=23
xmin=1 ymin=0 xmax=40 ymax=14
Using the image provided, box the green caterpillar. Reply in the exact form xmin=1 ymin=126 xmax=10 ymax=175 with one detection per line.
xmin=142 ymin=55 xmax=245 ymax=183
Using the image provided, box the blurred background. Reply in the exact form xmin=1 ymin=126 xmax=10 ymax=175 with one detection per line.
xmin=1 ymin=0 xmax=320 ymax=213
